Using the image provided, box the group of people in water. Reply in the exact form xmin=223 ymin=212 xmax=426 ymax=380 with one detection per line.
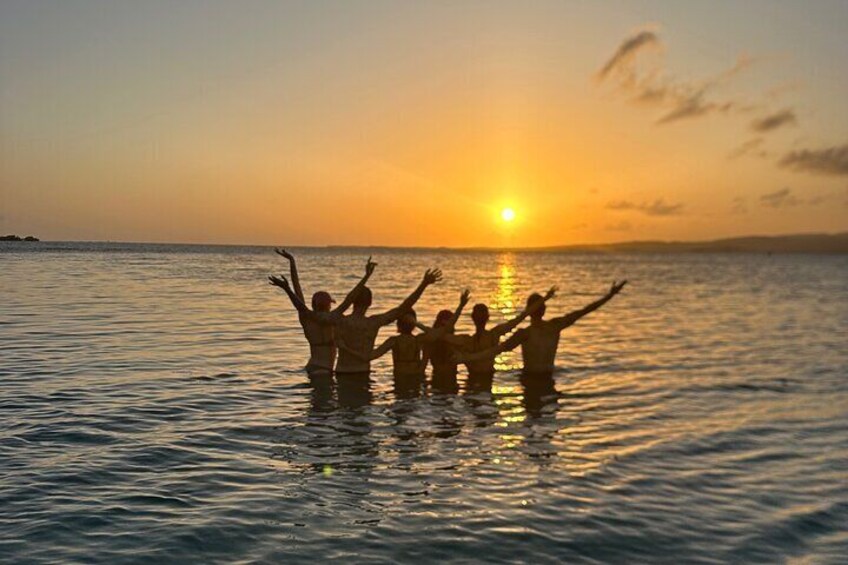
xmin=269 ymin=249 xmax=627 ymax=393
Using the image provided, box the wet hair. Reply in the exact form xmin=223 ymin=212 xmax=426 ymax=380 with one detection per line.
xmin=526 ymin=293 xmax=546 ymax=318
xmin=471 ymin=303 xmax=489 ymax=328
xmin=311 ymin=291 xmax=333 ymax=312
xmin=434 ymin=309 xmax=453 ymax=327
xmin=397 ymin=309 xmax=417 ymax=334
xmin=353 ymin=285 xmax=372 ymax=310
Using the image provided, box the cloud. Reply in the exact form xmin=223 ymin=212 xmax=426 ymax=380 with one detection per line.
xmin=596 ymin=28 xmax=755 ymax=125
xmin=607 ymin=198 xmax=684 ymax=216
xmin=729 ymin=137 xmax=768 ymax=160
xmin=596 ymin=29 xmax=661 ymax=81
xmin=778 ymin=144 xmax=848 ymax=176
xmin=750 ymin=108 xmax=797 ymax=132
xmin=760 ymin=188 xmax=800 ymax=208
xmin=731 ymin=196 xmax=748 ymax=214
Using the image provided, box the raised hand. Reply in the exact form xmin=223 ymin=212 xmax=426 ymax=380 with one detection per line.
xmin=274 ymin=248 xmax=294 ymax=262
xmin=544 ymin=286 xmax=558 ymax=301
xmin=609 ymin=280 xmax=628 ymax=296
xmin=365 ymin=255 xmax=377 ymax=277
xmin=268 ymin=274 xmax=291 ymax=292
xmin=459 ymin=288 xmax=471 ymax=307
xmin=423 ymin=268 xmax=443 ymax=286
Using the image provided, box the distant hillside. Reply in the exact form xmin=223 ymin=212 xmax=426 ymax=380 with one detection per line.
xmin=533 ymin=232 xmax=848 ymax=254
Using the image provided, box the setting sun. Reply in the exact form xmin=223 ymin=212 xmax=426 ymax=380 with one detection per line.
xmin=501 ymin=208 xmax=516 ymax=222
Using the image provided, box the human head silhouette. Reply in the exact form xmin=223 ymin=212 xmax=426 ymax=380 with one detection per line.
xmin=471 ymin=303 xmax=489 ymax=330
xmin=526 ymin=293 xmax=546 ymax=320
xmin=353 ymin=285 xmax=373 ymax=311
xmin=397 ymin=309 xmax=417 ymax=334
xmin=311 ymin=291 xmax=334 ymax=312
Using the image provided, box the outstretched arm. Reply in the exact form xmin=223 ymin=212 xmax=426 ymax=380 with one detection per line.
xmin=373 ymin=268 xmax=443 ymax=326
xmin=275 ymin=248 xmax=304 ymax=303
xmin=333 ymin=256 xmax=377 ymax=315
xmin=552 ymin=280 xmax=627 ymax=331
xmin=269 ymin=275 xmax=334 ymax=324
xmin=491 ymin=286 xmax=557 ymax=338
xmin=420 ymin=289 xmax=470 ymax=342
xmin=338 ymin=336 xmax=395 ymax=362
xmin=454 ymin=327 xmax=528 ymax=363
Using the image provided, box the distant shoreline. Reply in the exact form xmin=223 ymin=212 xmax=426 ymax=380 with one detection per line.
xmin=4 ymin=232 xmax=848 ymax=254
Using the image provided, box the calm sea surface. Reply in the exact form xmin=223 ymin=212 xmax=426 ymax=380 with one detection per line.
xmin=1 ymin=242 xmax=847 ymax=563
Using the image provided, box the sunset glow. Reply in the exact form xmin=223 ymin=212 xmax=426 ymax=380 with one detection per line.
xmin=1 ymin=2 xmax=845 ymax=247
xmin=501 ymin=208 xmax=516 ymax=223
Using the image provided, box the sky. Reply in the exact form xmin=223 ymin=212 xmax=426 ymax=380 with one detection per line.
xmin=1 ymin=0 xmax=847 ymax=247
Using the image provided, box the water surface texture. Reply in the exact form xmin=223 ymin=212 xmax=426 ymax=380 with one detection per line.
xmin=2 ymin=243 xmax=847 ymax=563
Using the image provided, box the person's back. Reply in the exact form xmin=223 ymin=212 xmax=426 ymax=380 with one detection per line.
xmin=517 ymin=320 xmax=561 ymax=375
xmin=335 ymin=313 xmax=382 ymax=374
xmin=465 ymin=330 xmax=499 ymax=374
xmin=300 ymin=313 xmax=336 ymax=372
xmin=391 ymin=333 xmax=424 ymax=378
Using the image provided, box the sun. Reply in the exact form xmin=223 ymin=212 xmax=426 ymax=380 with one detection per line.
xmin=500 ymin=207 xmax=516 ymax=222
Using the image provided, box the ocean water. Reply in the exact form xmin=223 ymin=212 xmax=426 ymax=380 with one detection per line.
xmin=1 ymin=242 xmax=847 ymax=564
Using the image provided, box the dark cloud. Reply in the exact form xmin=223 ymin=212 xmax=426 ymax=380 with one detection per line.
xmin=596 ymin=30 xmax=661 ymax=81
xmin=750 ymin=108 xmax=797 ymax=133
xmin=760 ymin=188 xmax=800 ymax=208
xmin=607 ymin=198 xmax=684 ymax=216
xmin=778 ymin=144 xmax=848 ymax=176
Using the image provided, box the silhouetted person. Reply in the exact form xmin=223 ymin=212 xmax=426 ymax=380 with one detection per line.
xmin=459 ymin=281 xmax=627 ymax=376
xmin=269 ymin=251 xmax=376 ymax=375
xmin=422 ymin=309 xmax=461 ymax=392
xmin=334 ymin=268 xmax=444 ymax=376
xmin=341 ymin=291 xmax=469 ymax=385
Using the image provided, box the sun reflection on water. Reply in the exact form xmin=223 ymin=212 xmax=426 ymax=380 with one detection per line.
xmin=494 ymin=253 xmax=523 ymax=372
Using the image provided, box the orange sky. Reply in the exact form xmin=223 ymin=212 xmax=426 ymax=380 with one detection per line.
xmin=1 ymin=2 xmax=846 ymax=247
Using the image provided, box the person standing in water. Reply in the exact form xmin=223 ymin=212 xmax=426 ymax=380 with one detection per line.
xmin=459 ymin=281 xmax=627 ymax=377
xmin=421 ymin=309 xmax=463 ymax=392
xmin=333 ymin=268 xmax=444 ymax=376
xmin=269 ymin=251 xmax=377 ymax=375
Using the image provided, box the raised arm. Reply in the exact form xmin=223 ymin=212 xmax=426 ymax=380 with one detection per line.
xmin=275 ymin=248 xmax=304 ymax=302
xmin=491 ymin=286 xmax=557 ymax=338
xmin=420 ymin=289 xmax=470 ymax=342
xmin=551 ymin=280 xmax=627 ymax=331
xmin=269 ymin=275 xmax=334 ymax=325
xmin=333 ymin=256 xmax=377 ymax=315
xmin=373 ymin=268 xmax=443 ymax=326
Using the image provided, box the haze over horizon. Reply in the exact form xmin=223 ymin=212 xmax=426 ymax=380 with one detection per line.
xmin=2 ymin=1 xmax=847 ymax=247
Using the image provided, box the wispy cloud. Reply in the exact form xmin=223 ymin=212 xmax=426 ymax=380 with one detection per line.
xmin=596 ymin=27 xmax=755 ymax=125
xmin=760 ymin=188 xmax=799 ymax=208
xmin=596 ymin=29 xmax=661 ymax=81
xmin=729 ymin=137 xmax=768 ymax=160
xmin=731 ymin=196 xmax=749 ymax=214
xmin=750 ymin=108 xmax=797 ymax=133
xmin=778 ymin=144 xmax=848 ymax=176
xmin=607 ymin=198 xmax=684 ymax=216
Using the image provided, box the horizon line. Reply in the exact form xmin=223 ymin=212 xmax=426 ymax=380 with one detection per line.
xmin=5 ymin=230 xmax=847 ymax=252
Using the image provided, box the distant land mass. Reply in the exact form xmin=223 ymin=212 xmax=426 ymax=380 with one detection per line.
xmin=513 ymin=232 xmax=848 ymax=254
xmin=1 ymin=234 xmax=39 ymax=242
